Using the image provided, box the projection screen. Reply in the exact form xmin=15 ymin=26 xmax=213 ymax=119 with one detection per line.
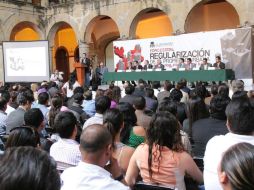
xmin=3 ymin=41 xmax=50 ymax=82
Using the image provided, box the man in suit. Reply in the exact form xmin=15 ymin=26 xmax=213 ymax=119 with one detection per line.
xmin=178 ymin=58 xmax=185 ymax=70
xmin=154 ymin=59 xmax=165 ymax=70
xmin=96 ymin=62 xmax=108 ymax=85
xmin=200 ymin=58 xmax=212 ymax=70
xmin=81 ymin=53 xmax=91 ymax=87
xmin=143 ymin=60 xmax=153 ymax=70
xmin=213 ymin=56 xmax=225 ymax=69
xmin=186 ymin=58 xmax=196 ymax=70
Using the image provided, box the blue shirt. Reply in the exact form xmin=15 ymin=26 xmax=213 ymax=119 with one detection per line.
xmin=82 ymin=100 xmax=95 ymax=117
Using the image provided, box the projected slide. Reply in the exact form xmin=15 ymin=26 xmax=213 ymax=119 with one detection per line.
xmin=3 ymin=41 xmax=50 ymax=82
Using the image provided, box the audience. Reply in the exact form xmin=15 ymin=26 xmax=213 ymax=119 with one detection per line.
xmin=170 ymin=88 xmax=186 ymax=124
xmin=191 ymin=94 xmax=230 ymax=157
xmin=125 ymin=111 xmax=203 ymax=189
xmin=0 ymin=147 xmax=61 ymax=190
xmin=50 ymin=111 xmax=81 ymax=171
xmin=204 ymin=92 xmax=254 ymax=190
xmin=1 ymin=78 xmax=253 ymax=190
xmin=157 ymin=80 xmax=172 ymax=105
xmin=144 ymin=87 xmax=158 ymax=112
xmin=24 ymin=108 xmax=53 ymax=151
xmin=6 ymin=90 xmax=34 ymax=134
xmin=218 ymin=142 xmax=254 ymax=190
xmin=83 ymin=96 xmax=111 ymax=129
xmin=103 ymin=108 xmax=135 ymax=173
xmin=61 ymin=124 xmax=129 ymax=190
xmin=133 ymin=95 xmax=151 ymax=129
xmin=5 ymin=125 xmax=40 ymax=149
xmin=119 ymin=84 xmax=137 ymax=105
xmin=117 ymin=102 xmax=146 ymax=148
xmin=0 ymin=96 xmax=8 ymax=136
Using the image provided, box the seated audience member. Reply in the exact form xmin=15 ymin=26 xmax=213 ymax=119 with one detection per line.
xmin=5 ymin=125 xmax=40 ymax=149
xmin=104 ymin=89 xmax=117 ymax=108
xmin=112 ymin=86 xmax=121 ymax=106
xmin=0 ymin=147 xmax=61 ymax=190
xmin=67 ymin=86 xmax=85 ymax=108
xmin=0 ymin=96 xmax=8 ymax=136
xmin=191 ymin=94 xmax=230 ymax=157
xmin=5 ymin=91 xmax=17 ymax=115
xmin=6 ymin=90 xmax=34 ymax=134
xmin=218 ymin=143 xmax=254 ymax=190
xmin=158 ymin=99 xmax=192 ymax=154
xmin=204 ymin=92 xmax=254 ymax=190
xmin=50 ymin=111 xmax=81 ymax=171
xmin=133 ymin=79 xmax=146 ymax=97
xmin=119 ymin=84 xmax=137 ymax=106
xmin=95 ymin=88 xmax=104 ymax=99
xmin=117 ymin=102 xmax=146 ymax=148
xmin=183 ymin=90 xmax=209 ymax=136
xmin=133 ymin=96 xmax=151 ymax=129
xmin=218 ymin=83 xmax=231 ymax=101
xmin=229 ymin=80 xmax=244 ymax=98
xmin=144 ymin=88 xmax=158 ymax=112
xmin=83 ymin=96 xmax=111 ymax=129
xmin=103 ymin=109 xmax=135 ymax=173
xmin=125 ymin=112 xmax=203 ymax=189
xmin=61 ymin=125 xmax=129 ymax=190
xmin=213 ymin=55 xmax=225 ymax=69
xmin=24 ymin=108 xmax=53 ymax=152
xmin=47 ymin=81 xmax=60 ymax=98
xmin=152 ymin=81 xmax=161 ymax=97
xmin=68 ymin=93 xmax=89 ymax=126
xmin=157 ymin=80 xmax=172 ymax=105
xmin=170 ymin=88 xmax=186 ymax=124
xmin=205 ymin=84 xmax=218 ymax=105
xmin=34 ymin=92 xmax=49 ymax=127
xmin=82 ymin=90 xmax=96 ymax=117
xmin=62 ymin=73 xmax=81 ymax=98
xmin=177 ymin=79 xmax=190 ymax=104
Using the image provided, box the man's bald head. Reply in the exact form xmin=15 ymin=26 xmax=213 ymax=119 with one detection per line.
xmin=80 ymin=124 xmax=112 ymax=153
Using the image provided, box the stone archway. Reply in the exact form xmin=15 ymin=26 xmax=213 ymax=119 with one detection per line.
xmin=47 ymin=22 xmax=78 ymax=75
xmin=9 ymin=21 xmax=42 ymax=41
xmin=55 ymin=46 xmax=69 ymax=82
xmin=84 ymin=15 xmax=120 ymax=66
xmin=185 ymin=0 xmax=240 ymax=33
xmin=129 ymin=8 xmax=173 ymax=39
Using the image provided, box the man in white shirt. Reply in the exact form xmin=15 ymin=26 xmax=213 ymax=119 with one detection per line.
xmin=50 ymin=111 xmax=81 ymax=171
xmin=61 ymin=124 xmax=129 ymax=190
xmin=204 ymin=92 xmax=254 ymax=190
xmin=83 ymin=96 xmax=111 ymax=129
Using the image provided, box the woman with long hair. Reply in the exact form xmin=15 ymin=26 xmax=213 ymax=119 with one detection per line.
xmin=218 ymin=143 xmax=254 ymax=190
xmin=183 ymin=90 xmax=209 ymax=139
xmin=62 ymin=72 xmax=80 ymax=98
xmin=103 ymin=108 xmax=135 ymax=173
xmin=117 ymin=102 xmax=146 ymax=148
xmin=125 ymin=111 xmax=203 ymax=189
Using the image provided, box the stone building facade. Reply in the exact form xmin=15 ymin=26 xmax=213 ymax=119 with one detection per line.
xmin=0 ymin=0 xmax=253 ymax=81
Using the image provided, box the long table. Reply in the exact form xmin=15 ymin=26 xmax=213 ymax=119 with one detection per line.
xmin=103 ymin=69 xmax=235 ymax=82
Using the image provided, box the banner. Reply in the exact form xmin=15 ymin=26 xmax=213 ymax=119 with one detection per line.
xmin=113 ymin=28 xmax=252 ymax=79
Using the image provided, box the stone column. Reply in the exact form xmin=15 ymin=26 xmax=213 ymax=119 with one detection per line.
xmin=49 ymin=46 xmax=54 ymax=74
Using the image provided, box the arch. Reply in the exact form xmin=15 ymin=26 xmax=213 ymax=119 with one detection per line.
xmin=46 ymin=14 xmax=80 ymax=46
xmin=10 ymin=21 xmax=41 ymax=41
xmin=55 ymin=46 xmax=69 ymax=82
xmin=185 ymin=0 xmax=240 ymax=33
xmin=83 ymin=15 xmax=120 ymax=64
xmin=4 ymin=15 xmax=44 ymax=41
xmin=84 ymin=15 xmax=120 ymax=44
xmin=47 ymin=21 xmax=78 ymax=75
xmin=129 ymin=7 xmax=173 ymax=39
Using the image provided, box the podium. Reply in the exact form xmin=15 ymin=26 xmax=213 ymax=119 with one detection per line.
xmin=73 ymin=62 xmax=85 ymax=86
